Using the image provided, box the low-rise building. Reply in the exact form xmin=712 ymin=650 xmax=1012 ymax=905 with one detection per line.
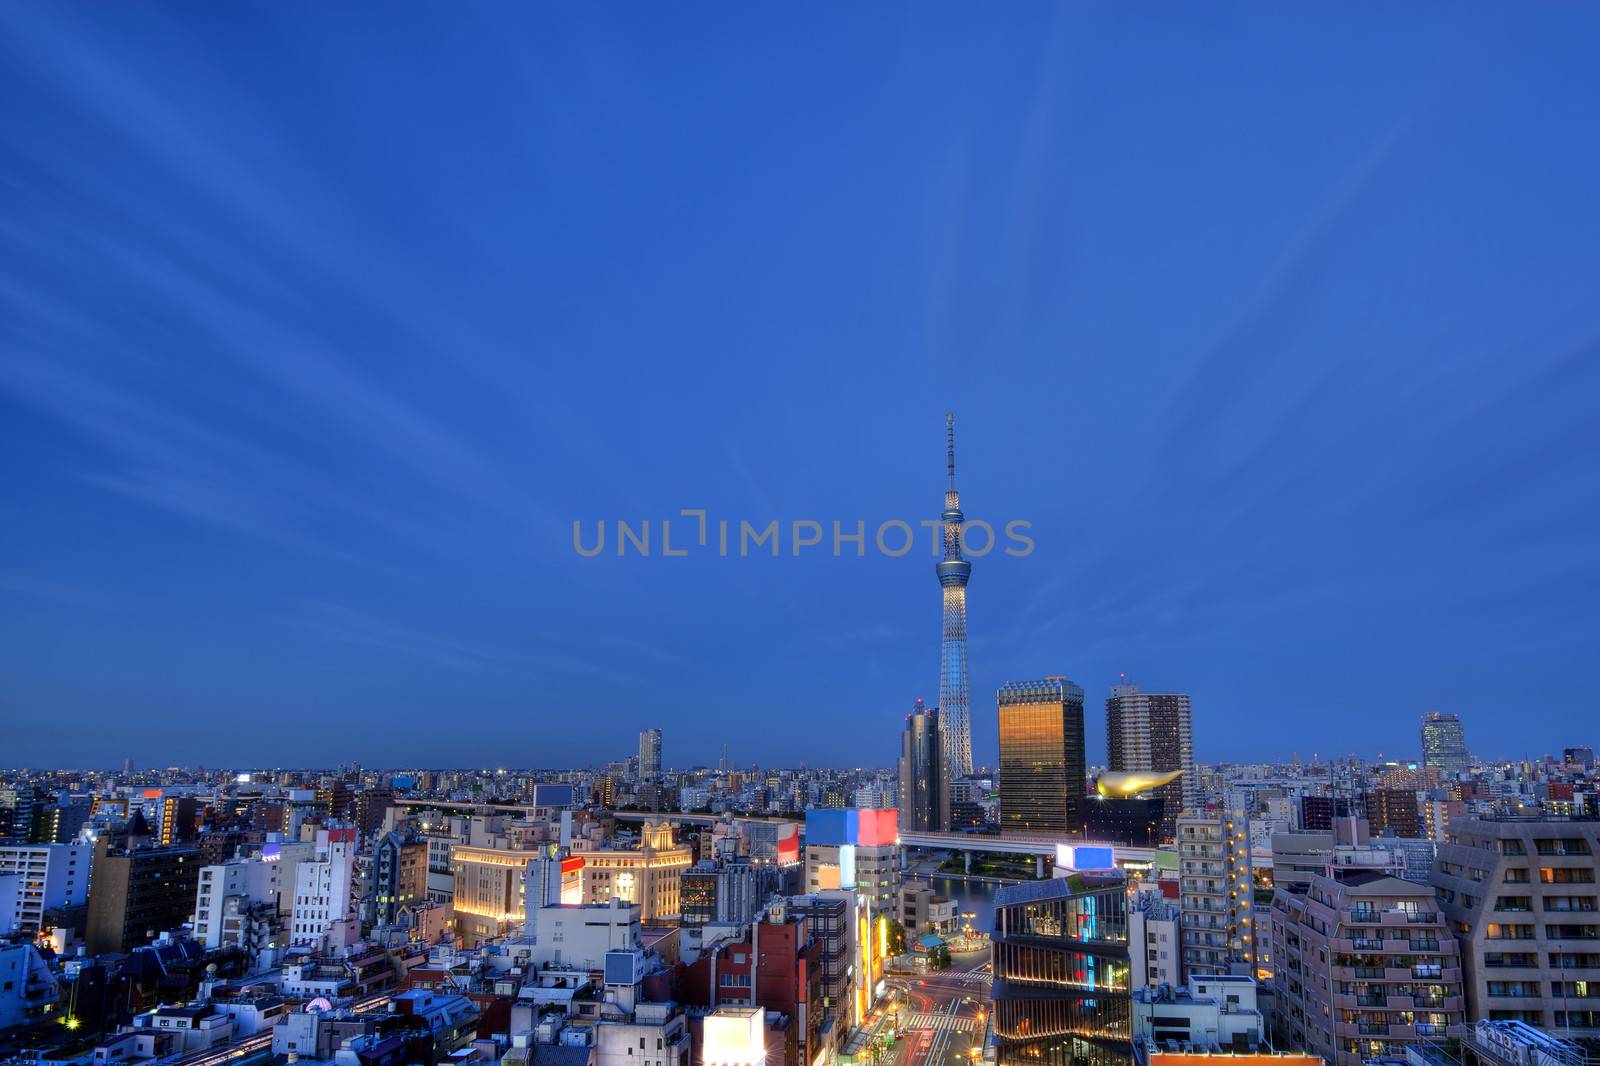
xmin=898 ymin=880 xmax=957 ymax=940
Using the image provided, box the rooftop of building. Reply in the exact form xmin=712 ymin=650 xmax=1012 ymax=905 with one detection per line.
xmin=994 ymin=871 xmax=1123 ymax=907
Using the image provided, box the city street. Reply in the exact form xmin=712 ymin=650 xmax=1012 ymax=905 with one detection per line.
xmin=860 ymin=956 xmax=992 ymax=1066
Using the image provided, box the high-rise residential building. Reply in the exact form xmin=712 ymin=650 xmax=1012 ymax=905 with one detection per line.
xmin=85 ymin=839 xmax=201 ymax=955
xmin=898 ymin=698 xmax=948 ymax=832
xmin=991 ymin=873 xmax=1132 ymax=1066
xmin=1177 ymin=807 xmax=1256 ymax=977
xmin=1106 ymin=682 xmax=1196 ymax=842
xmin=1432 ymin=816 xmax=1600 ymax=1036
xmin=1272 ymin=868 xmax=1464 ymax=1065
xmin=937 ymin=413 xmax=973 ymax=780
xmin=0 ymin=843 xmax=90 ymax=935
xmin=997 ymin=677 xmax=1087 ymax=834
xmin=639 ymin=728 xmax=663 ymax=781
xmin=1420 ymin=712 xmax=1468 ymax=776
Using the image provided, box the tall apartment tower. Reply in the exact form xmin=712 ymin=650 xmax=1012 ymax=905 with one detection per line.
xmin=937 ymin=413 xmax=973 ymax=780
xmin=1420 ymin=712 xmax=1468 ymax=776
xmin=997 ymin=677 xmax=1087 ymax=835
xmin=639 ymin=728 xmax=663 ymax=781
xmin=1176 ymin=806 xmax=1255 ymax=978
xmin=899 ymin=698 xmax=949 ymax=832
xmin=1106 ymin=682 xmax=1196 ymax=842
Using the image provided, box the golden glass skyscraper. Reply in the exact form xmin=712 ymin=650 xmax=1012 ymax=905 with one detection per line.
xmin=997 ymin=676 xmax=1087 ymax=834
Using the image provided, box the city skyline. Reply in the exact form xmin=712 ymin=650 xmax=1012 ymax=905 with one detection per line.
xmin=4 ymin=5 xmax=1599 ymax=768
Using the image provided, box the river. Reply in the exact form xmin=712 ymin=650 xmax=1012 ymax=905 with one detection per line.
xmin=926 ymin=874 xmax=1004 ymax=937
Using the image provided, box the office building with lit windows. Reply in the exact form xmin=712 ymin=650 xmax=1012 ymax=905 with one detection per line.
xmin=1420 ymin=712 xmax=1468 ymax=777
xmin=991 ymin=873 xmax=1132 ymax=1066
xmin=998 ymin=677 xmax=1087 ymax=834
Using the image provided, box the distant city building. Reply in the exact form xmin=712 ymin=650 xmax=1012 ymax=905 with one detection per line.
xmin=1432 ymin=816 xmax=1600 ymax=1036
xmin=991 ymin=873 xmax=1132 ymax=1066
xmin=370 ymin=830 xmax=427 ymax=927
xmin=1299 ymin=795 xmax=1355 ymax=832
xmin=937 ymin=414 xmax=973 ymax=780
xmin=1177 ymin=807 xmax=1255 ymax=977
xmin=639 ymin=728 xmax=663 ymax=781
xmin=0 ymin=787 xmax=40 ymax=845
xmin=898 ymin=698 xmax=949 ymax=832
xmin=997 ymin=677 xmax=1087 ymax=834
xmin=1366 ymin=788 xmax=1423 ymax=838
xmin=1420 ymin=711 xmax=1468 ymax=776
xmin=1106 ymin=683 xmax=1196 ymax=841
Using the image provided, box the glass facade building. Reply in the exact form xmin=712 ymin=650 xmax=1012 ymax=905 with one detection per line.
xmin=1420 ymin=712 xmax=1467 ymax=777
xmin=998 ymin=677 xmax=1088 ymax=834
xmin=991 ymin=875 xmax=1132 ymax=1066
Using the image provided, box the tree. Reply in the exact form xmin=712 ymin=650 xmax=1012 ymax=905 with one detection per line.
xmin=930 ymin=943 xmax=952 ymax=970
xmin=885 ymin=918 xmax=908 ymax=956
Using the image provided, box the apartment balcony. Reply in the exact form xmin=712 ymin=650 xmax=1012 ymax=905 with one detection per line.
xmin=1412 ymin=995 xmax=1463 ymax=1012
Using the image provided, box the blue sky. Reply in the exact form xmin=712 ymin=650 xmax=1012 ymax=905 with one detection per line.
xmin=2 ymin=4 xmax=1597 ymax=769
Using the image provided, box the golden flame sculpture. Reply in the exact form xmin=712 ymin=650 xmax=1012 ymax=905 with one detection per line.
xmin=1095 ymin=769 xmax=1183 ymax=798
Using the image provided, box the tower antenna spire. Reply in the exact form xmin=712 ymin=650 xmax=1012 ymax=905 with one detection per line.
xmin=946 ymin=412 xmax=956 ymax=490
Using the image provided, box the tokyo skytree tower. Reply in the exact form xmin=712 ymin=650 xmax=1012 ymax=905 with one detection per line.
xmin=938 ymin=413 xmax=973 ymax=778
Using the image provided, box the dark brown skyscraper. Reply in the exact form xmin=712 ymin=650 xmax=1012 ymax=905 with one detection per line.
xmin=997 ymin=676 xmax=1087 ymax=834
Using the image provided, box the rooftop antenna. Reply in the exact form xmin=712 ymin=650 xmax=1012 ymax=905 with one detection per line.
xmin=946 ymin=412 xmax=956 ymax=490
